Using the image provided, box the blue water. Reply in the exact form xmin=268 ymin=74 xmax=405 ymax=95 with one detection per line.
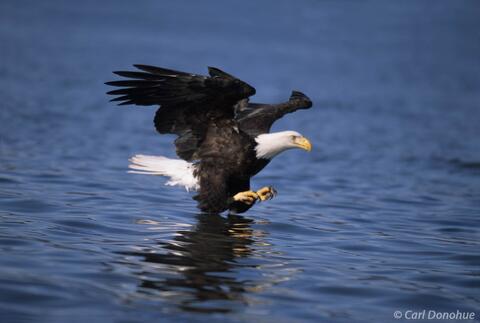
xmin=1 ymin=1 xmax=479 ymax=322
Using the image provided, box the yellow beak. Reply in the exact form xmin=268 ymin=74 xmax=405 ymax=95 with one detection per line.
xmin=294 ymin=136 xmax=312 ymax=152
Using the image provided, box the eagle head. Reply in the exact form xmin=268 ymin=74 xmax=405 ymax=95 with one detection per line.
xmin=255 ymin=131 xmax=312 ymax=160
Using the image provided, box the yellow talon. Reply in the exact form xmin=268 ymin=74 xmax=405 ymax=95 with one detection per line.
xmin=233 ymin=190 xmax=259 ymax=205
xmin=256 ymin=186 xmax=277 ymax=201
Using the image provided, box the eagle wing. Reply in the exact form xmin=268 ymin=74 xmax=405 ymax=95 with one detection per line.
xmin=106 ymin=65 xmax=256 ymax=161
xmin=235 ymin=91 xmax=313 ymax=137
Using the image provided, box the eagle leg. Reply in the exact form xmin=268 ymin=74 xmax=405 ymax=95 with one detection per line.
xmin=256 ymin=186 xmax=277 ymax=201
xmin=233 ymin=190 xmax=259 ymax=206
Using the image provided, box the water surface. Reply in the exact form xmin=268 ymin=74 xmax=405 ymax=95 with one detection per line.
xmin=1 ymin=1 xmax=479 ymax=322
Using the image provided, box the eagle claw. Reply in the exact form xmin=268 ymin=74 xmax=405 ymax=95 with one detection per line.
xmin=233 ymin=190 xmax=259 ymax=205
xmin=256 ymin=186 xmax=277 ymax=201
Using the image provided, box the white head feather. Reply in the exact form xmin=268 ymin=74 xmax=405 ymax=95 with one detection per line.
xmin=254 ymin=130 xmax=311 ymax=160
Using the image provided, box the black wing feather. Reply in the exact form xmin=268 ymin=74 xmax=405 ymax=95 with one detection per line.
xmin=134 ymin=64 xmax=191 ymax=76
xmin=113 ymin=71 xmax=164 ymax=80
xmin=105 ymin=65 xmax=211 ymax=106
xmin=106 ymin=64 xmax=256 ymax=161
xmin=236 ymin=90 xmax=313 ymax=137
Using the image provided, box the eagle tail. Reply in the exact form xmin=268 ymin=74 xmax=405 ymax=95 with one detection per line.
xmin=128 ymin=155 xmax=199 ymax=191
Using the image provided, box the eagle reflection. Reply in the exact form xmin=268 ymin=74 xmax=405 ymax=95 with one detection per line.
xmin=121 ymin=214 xmax=268 ymax=313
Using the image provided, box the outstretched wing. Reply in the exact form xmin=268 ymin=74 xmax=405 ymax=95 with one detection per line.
xmin=236 ymin=91 xmax=313 ymax=137
xmin=106 ymin=65 xmax=256 ymax=160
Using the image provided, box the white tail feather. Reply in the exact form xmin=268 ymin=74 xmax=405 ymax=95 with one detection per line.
xmin=128 ymin=155 xmax=199 ymax=191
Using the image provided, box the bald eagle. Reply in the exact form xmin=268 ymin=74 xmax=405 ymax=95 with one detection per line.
xmin=106 ymin=65 xmax=312 ymax=214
